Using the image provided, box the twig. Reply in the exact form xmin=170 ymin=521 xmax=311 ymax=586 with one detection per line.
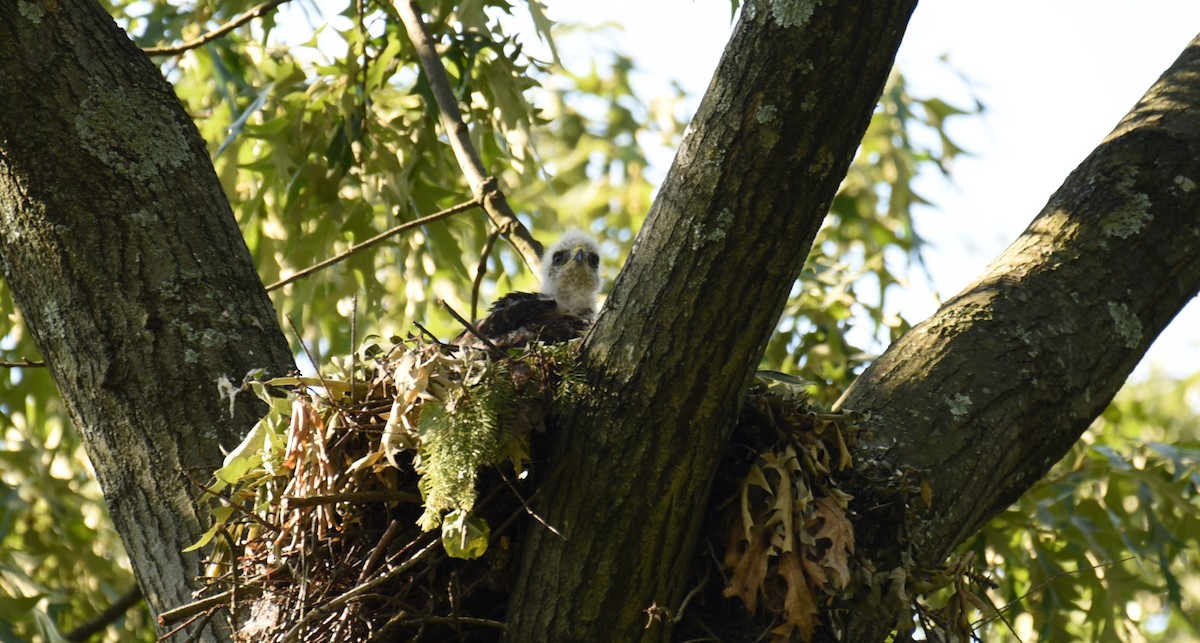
xmin=369 ymin=612 xmax=505 ymax=642
xmin=411 ymin=321 xmax=445 ymax=345
xmin=388 ymin=614 xmax=507 ymax=630
xmin=672 ymin=563 xmax=710 ymax=625
xmin=356 ymin=0 xmax=371 ymax=134
xmin=281 ymin=538 xmax=440 ymax=643
xmin=143 ymin=0 xmax=293 ymax=57
xmin=0 ymin=359 xmax=45 ymax=368
xmin=498 ymin=469 xmax=562 ymax=539
xmin=470 ymin=228 xmax=501 ymax=321
xmin=266 ymin=199 xmax=479 ymax=292
xmin=975 ymin=581 xmax=1021 ymax=643
xmin=284 ymin=490 xmax=422 ymax=507
xmin=974 ymin=556 xmax=1135 ymax=629
xmin=65 ymin=586 xmax=144 ymax=642
xmin=359 ymin=520 xmax=403 ymax=583
xmin=180 ymin=468 xmax=282 ymax=534
xmin=350 ymin=293 xmax=358 ymax=398
xmin=436 ymin=297 xmax=501 ymax=357
xmin=219 ymin=527 xmax=241 ymax=628
xmin=394 ymin=0 xmax=544 ymax=269
xmin=157 ymin=588 xmax=244 ymax=627
xmin=286 ymin=315 xmax=332 ymax=400
xmin=915 ymin=602 xmax=939 ymax=641
xmin=156 ymin=608 xmax=217 ymax=643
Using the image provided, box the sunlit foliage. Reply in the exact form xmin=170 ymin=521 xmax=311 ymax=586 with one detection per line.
xmin=969 ymin=372 xmax=1200 ymax=642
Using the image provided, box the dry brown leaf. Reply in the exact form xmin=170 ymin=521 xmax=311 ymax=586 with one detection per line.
xmin=345 ymin=446 xmax=385 ymax=474
xmin=812 ymin=495 xmax=855 ymax=589
xmin=381 ymin=397 xmax=417 ymax=467
xmin=723 ymin=521 xmax=773 ymax=613
xmin=759 ymin=449 xmax=803 ymax=551
xmin=739 ymin=462 xmax=772 ymax=542
xmin=800 ymin=542 xmax=829 ymax=590
xmin=777 ymin=550 xmax=820 ymax=641
xmin=834 ymin=425 xmax=852 ymax=470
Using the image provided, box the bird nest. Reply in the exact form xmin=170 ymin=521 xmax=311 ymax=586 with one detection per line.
xmin=164 ymin=339 xmax=874 ymax=642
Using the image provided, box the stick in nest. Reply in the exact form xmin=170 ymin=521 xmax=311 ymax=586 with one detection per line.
xmin=280 ymin=538 xmax=440 ymax=643
xmin=437 ymin=299 xmax=506 ymax=358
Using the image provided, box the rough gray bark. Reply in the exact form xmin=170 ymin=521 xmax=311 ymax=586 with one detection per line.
xmin=506 ymin=0 xmax=917 ymax=640
xmin=837 ymin=34 xmax=1200 ymax=639
xmin=0 ymin=2 xmax=294 ymax=638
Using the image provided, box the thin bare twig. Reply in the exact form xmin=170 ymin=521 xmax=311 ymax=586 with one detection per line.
xmin=285 ymin=315 xmax=341 ymax=412
xmin=498 ymin=470 xmax=562 ymax=539
xmin=143 ymin=0 xmax=293 ymax=57
xmin=394 ymin=0 xmax=544 ymax=269
xmin=672 ymin=563 xmax=711 ymax=625
xmin=437 ymin=299 xmax=504 ymax=357
xmin=266 ymin=199 xmax=479 ymax=292
xmin=386 ymin=614 xmax=506 ymax=631
xmin=284 ymin=490 xmax=422 ymax=508
xmin=470 ymin=228 xmax=501 ymax=320
xmin=974 ymin=581 xmax=1021 ymax=643
xmin=359 ymin=520 xmax=403 ymax=583
xmin=157 ymin=591 xmax=234 ymax=628
xmin=350 ymin=293 xmax=358 ymax=398
xmin=411 ymin=321 xmax=446 ymax=345
xmin=0 ymin=359 xmax=45 ymax=368
xmin=180 ymin=469 xmax=282 ymax=534
xmin=64 ymin=586 xmax=144 ymax=642
xmin=219 ymin=527 xmax=241 ymax=628
xmin=281 ymin=538 xmax=440 ymax=643
xmin=974 ymin=556 xmax=1135 ymax=629
xmin=155 ymin=570 xmax=268 ymax=627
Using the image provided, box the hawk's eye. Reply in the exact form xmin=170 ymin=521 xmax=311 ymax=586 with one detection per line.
xmin=552 ymin=251 xmax=568 ymax=266
xmin=587 ymin=253 xmax=600 ymax=269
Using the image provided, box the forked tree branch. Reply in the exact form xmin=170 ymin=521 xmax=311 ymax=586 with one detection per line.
xmin=394 ymin=0 xmax=545 ymax=269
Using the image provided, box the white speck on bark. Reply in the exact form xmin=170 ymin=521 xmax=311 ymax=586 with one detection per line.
xmin=768 ymin=0 xmax=817 ymax=28
xmin=1107 ymin=301 xmax=1143 ymax=348
xmin=946 ymin=393 xmax=972 ymax=418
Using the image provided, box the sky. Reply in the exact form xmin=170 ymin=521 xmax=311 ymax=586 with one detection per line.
xmin=543 ymin=0 xmax=1200 ymax=379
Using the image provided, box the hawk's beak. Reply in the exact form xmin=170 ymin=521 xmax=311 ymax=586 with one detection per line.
xmin=572 ymin=247 xmax=586 ymax=263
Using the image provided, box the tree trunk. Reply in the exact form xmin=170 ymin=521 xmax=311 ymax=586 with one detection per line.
xmin=0 ymin=3 xmax=295 ymax=638
xmin=506 ymin=0 xmax=917 ymax=640
xmin=837 ymin=34 xmax=1200 ymax=639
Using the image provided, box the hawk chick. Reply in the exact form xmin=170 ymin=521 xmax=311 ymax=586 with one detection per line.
xmin=453 ymin=230 xmax=601 ymax=350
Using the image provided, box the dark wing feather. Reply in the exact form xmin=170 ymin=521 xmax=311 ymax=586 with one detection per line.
xmin=483 ymin=314 xmax=590 ymax=349
xmin=451 ymin=292 xmax=588 ymax=350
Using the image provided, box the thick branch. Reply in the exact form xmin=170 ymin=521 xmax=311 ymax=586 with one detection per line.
xmin=395 ymin=0 xmax=544 ymax=268
xmin=838 ymin=34 xmax=1200 ymax=639
xmin=506 ymin=1 xmax=917 ymax=641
